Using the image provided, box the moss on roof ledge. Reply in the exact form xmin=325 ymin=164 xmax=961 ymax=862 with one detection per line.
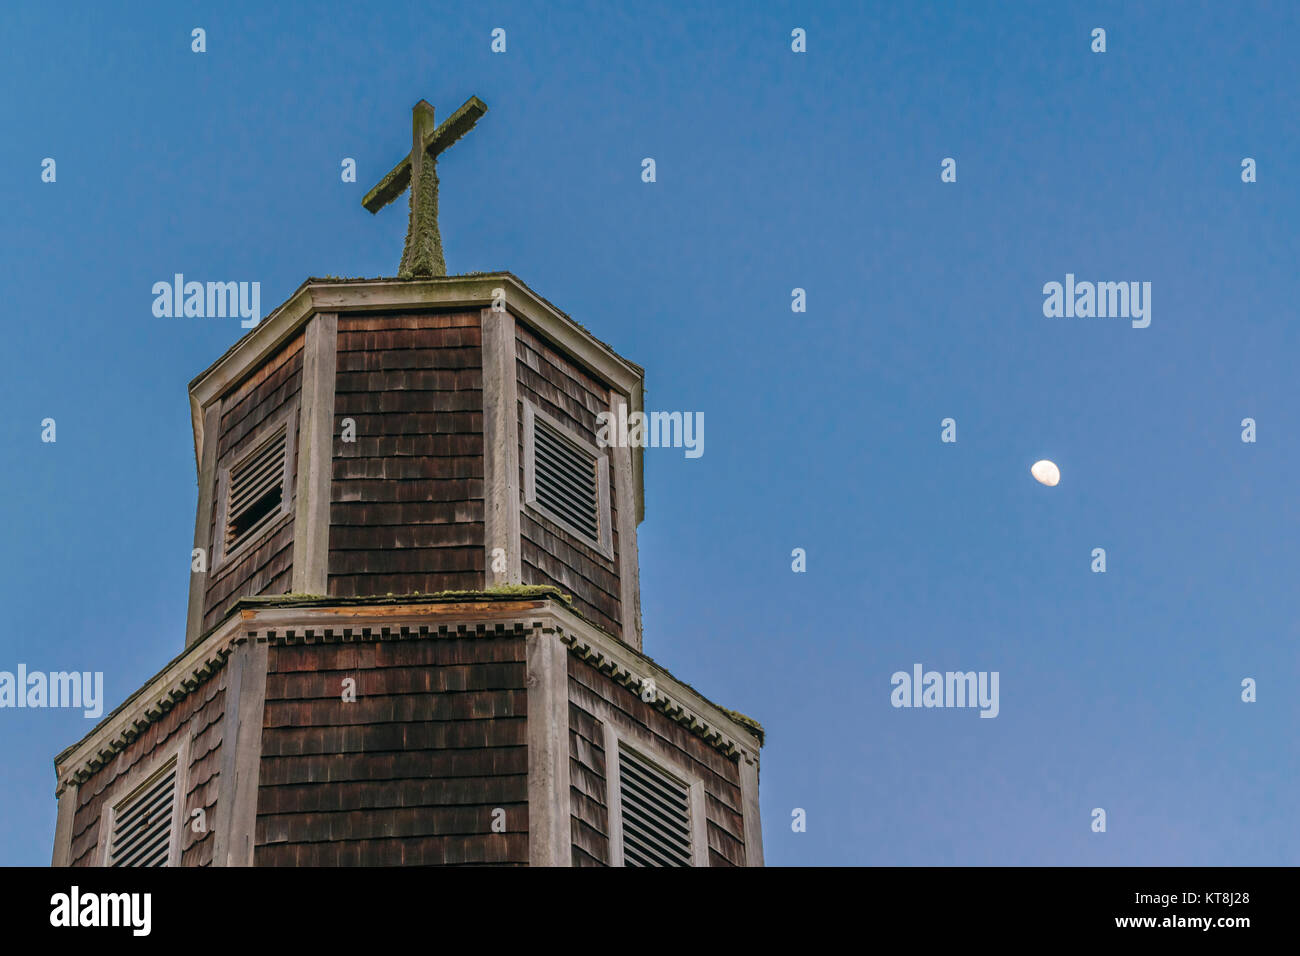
xmin=718 ymin=707 xmax=765 ymax=746
xmin=307 ymin=272 xmax=504 ymax=283
xmin=233 ymin=584 xmax=573 ymax=611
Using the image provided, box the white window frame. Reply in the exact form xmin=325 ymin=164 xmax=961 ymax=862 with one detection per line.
xmin=211 ymin=402 xmax=298 ymax=572
xmin=522 ymin=400 xmax=613 ymax=559
xmin=603 ymin=721 xmax=708 ymax=867
xmin=97 ymin=738 xmax=189 ymax=867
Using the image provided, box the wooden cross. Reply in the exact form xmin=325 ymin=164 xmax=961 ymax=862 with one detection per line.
xmin=363 ymin=96 xmax=488 ymax=278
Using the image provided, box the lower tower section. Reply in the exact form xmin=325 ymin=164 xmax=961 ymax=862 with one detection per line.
xmin=53 ymin=591 xmax=762 ymax=867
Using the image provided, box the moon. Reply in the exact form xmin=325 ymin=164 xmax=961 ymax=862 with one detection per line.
xmin=1030 ymin=460 xmax=1060 ymax=486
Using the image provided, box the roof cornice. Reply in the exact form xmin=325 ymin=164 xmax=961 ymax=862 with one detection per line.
xmin=52 ymin=593 xmax=758 ymax=795
xmin=547 ymin=602 xmax=764 ymax=763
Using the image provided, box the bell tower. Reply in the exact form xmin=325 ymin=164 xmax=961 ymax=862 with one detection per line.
xmin=52 ymin=97 xmax=763 ymax=868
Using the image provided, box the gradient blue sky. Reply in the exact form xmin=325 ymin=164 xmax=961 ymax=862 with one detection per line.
xmin=2 ymin=0 xmax=1297 ymax=866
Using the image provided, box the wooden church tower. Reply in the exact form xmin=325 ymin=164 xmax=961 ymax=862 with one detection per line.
xmin=50 ymin=97 xmax=763 ymax=867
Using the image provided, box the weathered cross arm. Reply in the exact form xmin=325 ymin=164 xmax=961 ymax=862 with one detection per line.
xmin=362 ymin=96 xmax=488 ymax=213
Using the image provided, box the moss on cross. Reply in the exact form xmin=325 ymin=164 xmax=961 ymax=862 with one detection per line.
xmin=361 ymin=96 xmax=488 ymax=278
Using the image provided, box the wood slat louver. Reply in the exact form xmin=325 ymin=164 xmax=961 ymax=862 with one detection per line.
xmin=534 ymin=417 xmax=600 ymax=542
xmin=618 ymin=744 xmax=693 ymax=867
xmin=226 ymin=427 xmax=288 ymax=554
xmin=109 ymin=760 xmax=177 ymax=867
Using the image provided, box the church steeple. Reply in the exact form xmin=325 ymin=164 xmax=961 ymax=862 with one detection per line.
xmin=51 ymin=98 xmax=763 ymax=870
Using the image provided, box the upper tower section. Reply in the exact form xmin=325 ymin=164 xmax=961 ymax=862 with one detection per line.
xmin=185 ymin=98 xmax=645 ymax=653
xmin=184 ymin=274 xmax=646 ymax=651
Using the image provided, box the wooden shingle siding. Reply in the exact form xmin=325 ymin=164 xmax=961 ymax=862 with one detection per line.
xmin=567 ymin=654 xmax=746 ymax=867
xmin=69 ymin=669 xmax=226 ymax=867
xmin=330 ymin=313 xmax=484 ymax=598
xmin=255 ymin=636 xmax=527 ymax=866
xmin=569 ymin=701 xmax=610 ymax=865
xmin=202 ymin=334 xmax=304 ymax=632
xmin=516 ymin=324 xmax=622 ymax=637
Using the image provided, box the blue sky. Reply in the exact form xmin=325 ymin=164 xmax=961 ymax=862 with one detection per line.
xmin=2 ymin=0 xmax=1297 ymax=865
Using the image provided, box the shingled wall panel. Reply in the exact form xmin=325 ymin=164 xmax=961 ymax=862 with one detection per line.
xmin=568 ymin=698 xmax=610 ymax=865
xmin=254 ymin=635 xmax=527 ymax=866
xmin=202 ymin=333 xmax=304 ymax=633
xmin=516 ymin=323 xmax=622 ymax=638
xmin=329 ymin=313 xmax=485 ymax=598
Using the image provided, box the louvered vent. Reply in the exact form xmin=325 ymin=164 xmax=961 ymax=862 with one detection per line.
xmin=533 ymin=417 xmax=600 ymax=542
xmin=225 ymin=427 xmax=288 ymax=554
xmin=618 ymin=745 xmax=693 ymax=867
xmin=109 ymin=760 xmax=177 ymax=867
